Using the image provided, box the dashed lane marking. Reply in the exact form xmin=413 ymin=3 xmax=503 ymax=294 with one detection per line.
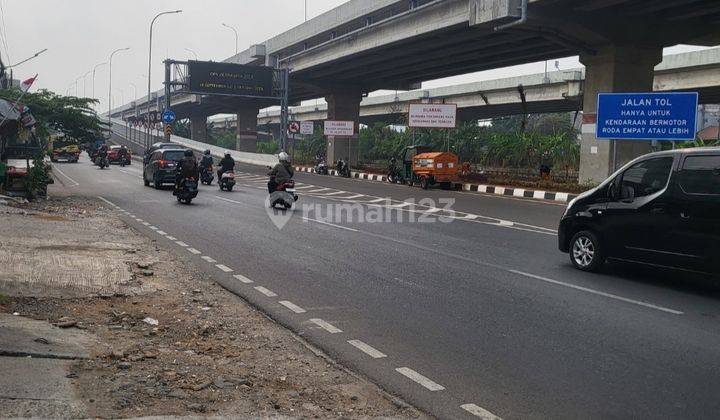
xmin=348 ymin=340 xmax=387 ymax=359
xmin=233 ymin=274 xmax=254 ymax=284
xmin=142 ymin=222 xmax=150 ymax=226
xmin=254 ymin=286 xmax=277 ymax=297
xmin=166 ymin=236 xmax=177 ymax=241
xmin=395 ymin=367 xmax=445 ymax=391
xmin=309 ymin=318 xmax=342 ymax=334
xmin=175 ymin=241 xmax=189 ymax=247
xmin=157 ymin=230 xmax=167 ymax=235
xmin=461 ymin=404 xmax=502 ymax=419
xmin=508 ymin=269 xmax=684 ymax=315
xmin=187 ymin=248 xmax=201 ymax=255
xmin=302 ymin=217 xmax=359 ymax=232
xmin=279 ymin=300 xmax=306 ymax=314
xmin=201 ymin=256 xmax=217 ymax=263
xmin=216 ymin=264 xmax=233 ymax=272
xmin=149 ymin=226 xmax=159 ymax=230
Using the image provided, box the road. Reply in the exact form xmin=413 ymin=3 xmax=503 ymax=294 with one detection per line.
xmin=49 ymin=155 xmax=720 ymax=419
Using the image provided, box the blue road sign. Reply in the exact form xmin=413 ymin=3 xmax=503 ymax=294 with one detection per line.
xmin=162 ymin=109 xmax=176 ymax=124
xmin=596 ymin=92 xmax=698 ymax=141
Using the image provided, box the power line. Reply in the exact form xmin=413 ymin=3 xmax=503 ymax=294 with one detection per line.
xmin=0 ymin=0 xmax=11 ymax=64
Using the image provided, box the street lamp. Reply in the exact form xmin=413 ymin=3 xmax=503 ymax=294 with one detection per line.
xmin=147 ymin=10 xmax=183 ymax=149
xmin=92 ymin=62 xmax=107 ymax=101
xmin=221 ymin=23 xmax=238 ymax=55
xmin=81 ymin=70 xmax=92 ymax=98
xmin=184 ymin=47 xmax=198 ymax=60
xmin=108 ymin=47 xmax=131 ymax=126
xmin=6 ymin=48 xmax=48 ymax=69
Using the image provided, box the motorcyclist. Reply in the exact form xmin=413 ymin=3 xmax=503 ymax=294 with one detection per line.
xmin=175 ymin=149 xmax=199 ymax=189
xmin=118 ymin=145 xmax=130 ymax=164
xmin=200 ymin=150 xmax=213 ymax=171
xmin=268 ymin=152 xmax=295 ymax=193
xmin=97 ymin=144 xmax=108 ymax=165
xmin=217 ymin=152 xmax=235 ymax=179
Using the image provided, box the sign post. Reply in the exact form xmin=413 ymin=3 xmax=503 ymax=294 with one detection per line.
xmin=596 ymin=92 xmax=698 ymax=171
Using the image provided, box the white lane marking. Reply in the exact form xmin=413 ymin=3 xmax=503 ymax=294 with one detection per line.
xmin=135 ymin=218 xmax=144 ymax=222
xmin=294 ymin=185 xmax=316 ymax=190
xmin=302 ymin=217 xmax=359 ymax=232
xmin=424 ymin=207 xmax=442 ymax=214
xmin=53 ymin=165 xmax=80 ymax=187
xmin=166 ymin=236 xmax=177 ymax=241
xmin=201 ymin=256 xmax=217 ymax=263
xmin=348 ymin=340 xmax=387 ymax=359
xmin=157 ymin=230 xmax=167 ymax=235
xmin=509 ymin=270 xmax=684 ymax=315
xmin=395 ymin=367 xmax=445 ymax=391
xmin=279 ymin=300 xmax=306 ymax=314
xmin=233 ymin=274 xmax=254 ymax=284
xmin=216 ymin=264 xmax=233 ymax=272
xmin=343 ymin=194 xmax=365 ymax=199
xmin=461 ymin=404 xmax=502 ymax=419
xmin=142 ymin=222 xmax=150 ymax=226
xmin=306 ymin=187 xmax=332 ymax=193
xmin=187 ymin=248 xmax=201 ymax=255
xmin=254 ymin=286 xmax=277 ymax=297
xmin=97 ymin=196 xmax=115 ymax=206
xmin=309 ymin=318 xmax=342 ymax=334
xmin=213 ymin=195 xmax=247 ymax=205
xmin=149 ymin=226 xmax=159 ymax=230
xmin=463 ymin=214 xmax=479 ymax=220
xmin=175 ymin=241 xmax=189 ymax=247
xmin=320 ymin=190 xmax=349 ymax=196
xmin=366 ymin=198 xmax=387 ymax=203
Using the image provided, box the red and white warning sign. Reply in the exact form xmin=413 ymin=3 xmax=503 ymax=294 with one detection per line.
xmin=408 ymin=103 xmax=457 ymax=129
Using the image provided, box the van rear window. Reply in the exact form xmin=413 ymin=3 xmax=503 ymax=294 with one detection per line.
xmin=679 ymin=155 xmax=720 ymax=195
xmin=162 ymin=150 xmax=187 ymax=162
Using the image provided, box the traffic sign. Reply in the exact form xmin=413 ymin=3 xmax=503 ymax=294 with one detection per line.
xmin=162 ymin=109 xmax=176 ymax=124
xmin=288 ymin=121 xmax=300 ymax=134
xmin=596 ymin=92 xmax=698 ymax=141
xmin=408 ymin=103 xmax=457 ymax=129
xmin=324 ymin=120 xmax=354 ymax=136
xmin=164 ymin=124 xmax=173 ymax=136
xmin=300 ymin=121 xmax=314 ymax=135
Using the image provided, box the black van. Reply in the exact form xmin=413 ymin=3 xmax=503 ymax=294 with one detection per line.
xmin=559 ymin=148 xmax=720 ymax=274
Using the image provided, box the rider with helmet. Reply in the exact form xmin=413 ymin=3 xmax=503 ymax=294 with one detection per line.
xmin=217 ymin=151 xmax=235 ymax=179
xmin=175 ymin=149 xmax=199 ymax=189
xmin=200 ymin=150 xmax=213 ymax=171
xmin=267 ymin=152 xmax=295 ymax=193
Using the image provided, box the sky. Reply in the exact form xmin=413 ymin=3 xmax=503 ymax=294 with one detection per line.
xmin=0 ymin=0 xmax=710 ymax=114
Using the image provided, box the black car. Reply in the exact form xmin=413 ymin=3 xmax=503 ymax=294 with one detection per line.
xmin=143 ymin=148 xmax=190 ymax=189
xmin=143 ymin=142 xmax=180 ymax=165
xmin=559 ymin=148 xmax=720 ymax=275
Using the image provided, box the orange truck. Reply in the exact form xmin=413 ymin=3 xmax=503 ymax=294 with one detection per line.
xmin=411 ymin=151 xmax=460 ymax=190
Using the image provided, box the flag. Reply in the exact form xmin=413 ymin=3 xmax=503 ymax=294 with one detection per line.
xmin=20 ymin=74 xmax=38 ymax=92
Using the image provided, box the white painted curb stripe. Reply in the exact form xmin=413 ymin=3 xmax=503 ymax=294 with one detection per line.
xmin=461 ymin=403 xmax=502 ymax=419
xmin=309 ymin=318 xmax=342 ymax=334
xmin=279 ymin=300 xmax=306 ymax=314
xmin=216 ymin=264 xmax=233 ymax=273
xmin=233 ymin=274 xmax=254 ymax=284
xmin=348 ymin=340 xmax=387 ymax=358
xmin=254 ymin=286 xmax=277 ymax=297
xmin=395 ymin=367 xmax=445 ymax=391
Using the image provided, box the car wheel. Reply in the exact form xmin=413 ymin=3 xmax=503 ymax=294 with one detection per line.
xmin=154 ymin=175 xmax=161 ymax=190
xmin=420 ymin=178 xmax=429 ymax=190
xmin=143 ymin=177 xmax=150 ymax=186
xmin=570 ymin=230 xmax=605 ymax=272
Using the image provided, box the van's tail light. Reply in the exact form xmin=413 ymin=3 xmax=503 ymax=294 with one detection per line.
xmin=159 ymin=160 xmax=169 ymax=168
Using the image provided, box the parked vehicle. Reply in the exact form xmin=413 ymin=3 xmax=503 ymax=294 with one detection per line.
xmin=143 ymin=148 xmax=188 ymax=189
xmin=219 ymin=171 xmax=236 ymax=191
xmin=411 ymin=151 xmax=459 ymax=190
xmin=173 ymin=175 xmax=199 ymax=204
xmin=269 ymin=180 xmax=298 ymax=209
xmin=49 ymin=140 xmax=80 ymax=163
xmin=200 ymin=166 xmax=214 ymax=185
xmin=315 ymin=160 xmax=329 ymax=175
xmin=558 ymin=148 xmax=720 ymax=275
xmin=337 ymin=159 xmax=351 ymax=178
xmin=387 ymin=158 xmax=402 ymax=184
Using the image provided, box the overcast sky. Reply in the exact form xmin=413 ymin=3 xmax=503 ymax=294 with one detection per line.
xmin=1 ymin=0 xmax=709 ymax=113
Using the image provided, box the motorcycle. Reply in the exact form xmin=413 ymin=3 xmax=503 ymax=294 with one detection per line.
xmin=337 ymin=159 xmax=351 ymax=178
xmin=97 ymin=155 xmax=109 ymax=169
xmin=174 ymin=176 xmax=199 ymax=204
xmin=387 ymin=160 xmax=402 ymax=184
xmin=219 ymin=171 xmax=236 ymax=191
xmin=200 ymin=166 xmax=214 ymax=185
xmin=315 ymin=160 xmax=329 ymax=175
xmin=269 ymin=180 xmax=298 ymax=210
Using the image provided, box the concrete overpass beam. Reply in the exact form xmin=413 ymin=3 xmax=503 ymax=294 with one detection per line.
xmin=236 ymin=108 xmax=259 ymax=152
xmin=579 ymin=45 xmax=662 ymax=184
xmin=325 ymin=90 xmax=362 ymax=166
xmin=189 ymin=114 xmax=209 ymax=143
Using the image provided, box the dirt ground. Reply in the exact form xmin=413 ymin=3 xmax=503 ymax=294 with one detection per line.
xmin=0 ymin=196 xmax=427 ymax=419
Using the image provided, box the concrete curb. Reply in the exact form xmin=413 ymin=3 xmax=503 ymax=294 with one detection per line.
xmin=295 ymin=166 xmax=578 ymax=203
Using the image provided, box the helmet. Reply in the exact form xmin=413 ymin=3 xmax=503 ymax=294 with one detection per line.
xmin=224 ymin=152 xmax=231 ymax=158
xmin=278 ymin=152 xmax=290 ymax=163
xmin=184 ymin=149 xmax=194 ymax=157
xmin=204 ymin=149 xmax=211 ymax=155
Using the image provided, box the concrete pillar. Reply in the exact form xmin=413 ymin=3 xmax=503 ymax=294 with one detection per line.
xmin=325 ymin=90 xmax=362 ymax=166
xmin=189 ymin=114 xmax=208 ymax=143
xmin=236 ymin=108 xmax=259 ymax=152
xmin=579 ymin=45 xmax=662 ymax=184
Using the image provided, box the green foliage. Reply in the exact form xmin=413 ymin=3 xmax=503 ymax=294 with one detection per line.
xmin=26 ymin=154 xmax=50 ymax=198
xmin=257 ymin=140 xmax=280 ymax=154
xmin=209 ymin=130 xmax=237 ymax=150
xmin=0 ymin=88 xmax=107 ymax=144
xmin=173 ymin=119 xmax=190 ymax=138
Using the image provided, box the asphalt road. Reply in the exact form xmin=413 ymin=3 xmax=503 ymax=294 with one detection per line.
xmin=49 ymin=155 xmax=720 ymax=420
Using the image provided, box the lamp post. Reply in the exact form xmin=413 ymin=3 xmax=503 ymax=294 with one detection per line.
xmin=147 ymin=10 xmax=183 ymax=149
xmin=92 ymin=62 xmax=107 ymax=103
xmin=6 ymin=48 xmax=48 ymax=69
xmin=81 ymin=70 xmax=92 ymax=97
xmin=108 ymin=47 xmax=130 ymax=126
xmin=184 ymin=47 xmax=198 ymax=60
xmin=221 ymin=23 xmax=238 ymax=55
